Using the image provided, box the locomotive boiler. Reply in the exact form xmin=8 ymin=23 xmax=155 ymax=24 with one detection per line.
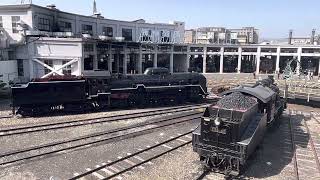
xmin=11 ymin=68 xmax=207 ymax=116
xmin=192 ymin=77 xmax=286 ymax=176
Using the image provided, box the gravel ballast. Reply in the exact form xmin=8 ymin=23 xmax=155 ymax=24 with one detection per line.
xmin=128 ymin=145 xmax=215 ymax=180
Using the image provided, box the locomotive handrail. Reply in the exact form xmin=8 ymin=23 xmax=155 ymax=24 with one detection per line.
xmin=11 ymin=80 xmax=86 ymax=89
xmin=111 ymin=84 xmax=208 ymax=95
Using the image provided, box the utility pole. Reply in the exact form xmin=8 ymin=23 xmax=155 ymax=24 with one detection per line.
xmin=311 ymin=29 xmax=316 ymax=45
xmin=288 ymin=29 xmax=293 ymax=45
xmin=93 ymin=0 xmax=97 ymax=15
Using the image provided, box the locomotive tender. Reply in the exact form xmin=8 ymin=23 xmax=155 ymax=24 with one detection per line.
xmin=11 ymin=68 xmax=207 ymax=116
xmin=192 ymin=77 xmax=286 ymax=176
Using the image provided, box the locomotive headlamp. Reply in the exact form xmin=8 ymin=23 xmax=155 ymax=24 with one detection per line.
xmin=214 ymin=117 xmax=221 ymax=126
xmin=203 ymin=117 xmax=211 ymax=122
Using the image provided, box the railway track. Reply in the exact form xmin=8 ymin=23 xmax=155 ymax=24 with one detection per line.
xmin=287 ymin=109 xmax=320 ymax=180
xmin=0 ymin=115 xmax=12 ymax=119
xmin=192 ymin=170 xmax=210 ymax=180
xmin=70 ymin=131 xmax=194 ymax=180
xmin=0 ymin=103 xmax=208 ymax=137
xmin=0 ymin=111 xmax=202 ymax=167
xmin=310 ymin=111 xmax=320 ymax=124
xmin=195 ymin=172 xmax=226 ymax=180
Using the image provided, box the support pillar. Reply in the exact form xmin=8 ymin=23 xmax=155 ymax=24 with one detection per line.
xmin=93 ymin=43 xmax=98 ymax=69
xmin=220 ymin=47 xmax=224 ymax=73
xmin=138 ymin=45 xmax=143 ymax=74
xmin=78 ymin=57 xmax=83 ymax=76
xmin=203 ymin=46 xmax=207 ymax=73
xmin=276 ymin=47 xmax=280 ymax=73
xmin=29 ymin=59 xmax=34 ymax=80
xmin=297 ymin=47 xmax=302 ymax=74
xmin=237 ymin=47 xmax=242 ymax=73
xmin=108 ymin=45 xmax=112 ymax=73
xmin=123 ymin=45 xmax=128 ymax=75
xmin=318 ymin=59 xmax=320 ymax=75
xmin=186 ymin=46 xmax=190 ymax=72
xmin=28 ymin=42 xmax=35 ymax=80
xmin=154 ymin=45 xmax=158 ymax=68
xmin=256 ymin=47 xmax=261 ymax=74
xmin=170 ymin=46 xmax=174 ymax=73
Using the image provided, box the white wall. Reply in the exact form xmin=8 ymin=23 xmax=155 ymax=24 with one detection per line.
xmin=31 ymin=5 xmax=183 ymax=43
xmin=0 ymin=60 xmax=17 ymax=83
xmin=0 ymin=9 xmax=33 ymax=43
xmin=34 ymin=42 xmax=82 ymax=58
xmin=0 ymin=4 xmax=185 ymax=44
xmin=32 ymin=59 xmax=79 ymax=78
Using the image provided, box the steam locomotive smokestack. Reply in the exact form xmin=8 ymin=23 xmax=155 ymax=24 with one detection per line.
xmin=288 ymin=30 xmax=293 ymax=45
xmin=311 ymin=29 xmax=316 ymax=44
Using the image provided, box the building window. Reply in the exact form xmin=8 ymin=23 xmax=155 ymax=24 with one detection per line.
xmin=84 ymin=44 xmax=94 ymax=52
xmin=0 ymin=16 xmax=3 ymax=28
xmin=82 ymin=24 xmax=93 ymax=35
xmin=160 ymin=30 xmax=171 ymax=43
xmin=44 ymin=60 xmax=53 ymax=75
xmin=58 ymin=21 xmax=72 ymax=32
xmin=102 ymin=27 xmax=113 ymax=37
xmin=38 ymin=17 xmax=50 ymax=31
xmin=17 ymin=59 xmax=24 ymax=77
xmin=12 ymin=16 xmax=20 ymax=33
xmin=62 ymin=61 xmax=72 ymax=75
xmin=140 ymin=29 xmax=152 ymax=42
xmin=122 ymin=28 xmax=133 ymax=41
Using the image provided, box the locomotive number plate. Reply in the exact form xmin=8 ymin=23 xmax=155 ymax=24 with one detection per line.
xmin=211 ymin=127 xmax=227 ymax=134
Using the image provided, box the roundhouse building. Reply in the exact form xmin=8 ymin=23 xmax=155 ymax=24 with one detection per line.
xmin=0 ymin=3 xmax=320 ymax=83
xmin=0 ymin=3 xmax=185 ymax=82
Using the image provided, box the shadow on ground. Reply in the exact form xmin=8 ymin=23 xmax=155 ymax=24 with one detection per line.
xmin=240 ymin=113 xmax=309 ymax=179
xmin=0 ymin=99 xmax=11 ymax=116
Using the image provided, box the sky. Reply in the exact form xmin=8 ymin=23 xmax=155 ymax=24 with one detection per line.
xmin=1 ymin=0 xmax=319 ymax=39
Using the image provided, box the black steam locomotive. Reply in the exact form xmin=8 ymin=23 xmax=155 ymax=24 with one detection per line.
xmin=192 ymin=77 xmax=286 ymax=176
xmin=11 ymin=68 xmax=207 ymax=116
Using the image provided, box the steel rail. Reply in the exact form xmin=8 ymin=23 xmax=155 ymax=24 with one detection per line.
xmin=0 ymin=116 xmax=12 ymax=119
xmin=0 ymin=111 xmax=200 ymax=158
xmin=194 ymin=170 xmax=210 ymax=180
xmin=0 ymin=104 xmax=207 ymax=137
xmin=310 ymin=112 xmax=320 ymax=124
xmin=288 ymin=110 xmax=299 ymax=180
xmin=301 ymin=112 xmax=320 ymax=175
xmin=104 ymin=141 xmax=191 ymax=179
xmin=70 ymin=131 xmax=193 ymax=180
xmin=0 ymin=113 xmax=201 ymax=166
